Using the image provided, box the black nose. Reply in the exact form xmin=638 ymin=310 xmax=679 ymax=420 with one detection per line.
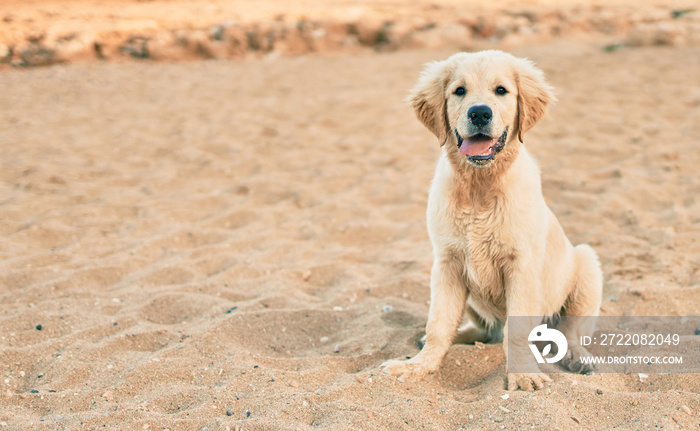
xmin=467 ymin=105 xmax=492 ymax=128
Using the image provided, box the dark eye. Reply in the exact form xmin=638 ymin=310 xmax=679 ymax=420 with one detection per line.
xmin=496 ymin=86 xmax=508 ymax=95
xmin=453 ymin=87 xmax=466 ymax=96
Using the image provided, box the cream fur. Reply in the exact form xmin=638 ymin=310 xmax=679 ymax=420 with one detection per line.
xmin=380 ymin=50 xmax=603 ymax=391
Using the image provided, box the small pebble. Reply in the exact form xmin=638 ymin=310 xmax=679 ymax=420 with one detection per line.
xmin=320 ymin=336 xmax=329 ymax=343
xmin=680 ymin=405 xmax=692 ymax=416
xmin=35 ymin=324 xmax=42 ymax=331
xmin=226 ymin=409 xmax=234 ymax=416
xmin=246 ymin=411 xmax=251 ymax=418
xmin=333 ymin=344 xmax=340 ymax=353
xmin=290 ymin=380 xmax=300 ymax=388
xmin=631 ymin=400 xmax=639 ymax=406
xmin=571 ymin=416 xmax=580 ymax=424
xmin=382 ymin=305 xmax=393 ymax=313
xmin=596 ymin=389 xmax=603 ymax=395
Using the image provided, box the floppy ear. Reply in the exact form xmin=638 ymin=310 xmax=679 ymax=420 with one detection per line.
xmin=407 ymin=59 xmax=454 ymax=145
xmin=514 ymin=58 xmax=556 ymax=143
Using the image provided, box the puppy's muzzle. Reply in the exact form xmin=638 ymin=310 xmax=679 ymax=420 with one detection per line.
xmin=455 ymin=128 xmax=508 ymax=167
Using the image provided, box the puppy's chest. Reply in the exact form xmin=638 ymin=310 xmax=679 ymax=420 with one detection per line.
xmin=447 ymin=209 xmax=512 ymax=315
xmin=442 ymin=207 xmax=516 ymax=286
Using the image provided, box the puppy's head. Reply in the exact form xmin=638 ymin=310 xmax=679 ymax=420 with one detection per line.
xmin=409 ymin=50 xmax=555 ymax=168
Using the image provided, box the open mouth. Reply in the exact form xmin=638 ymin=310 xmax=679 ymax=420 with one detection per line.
xmin=455 ymin=128 xmax=508 ymax=165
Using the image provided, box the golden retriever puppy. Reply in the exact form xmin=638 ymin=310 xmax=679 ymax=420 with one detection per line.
xmin=380 ymin=50 xmax=603 ymax=391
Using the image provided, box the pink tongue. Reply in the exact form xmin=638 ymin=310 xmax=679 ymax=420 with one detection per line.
xmin=459 ymin=136 xmax=496 ymax=156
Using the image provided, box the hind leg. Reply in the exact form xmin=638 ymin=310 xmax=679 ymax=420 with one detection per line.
xmin=558 ymin=244 xmax=603 ymax=373
xmin=419 ymin=305 xmax=489 ymax=348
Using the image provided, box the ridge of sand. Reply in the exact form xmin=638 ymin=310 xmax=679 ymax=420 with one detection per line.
xmin=0 ymin=0 xmax=699 ymax=66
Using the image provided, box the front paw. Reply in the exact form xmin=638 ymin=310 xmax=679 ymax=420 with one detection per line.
xmin=379 ymin=357 xmax=440 ymax=382
xmin=507 ymin=372 xmax=552 ymax=391
xmin=561 ymin=345 xmax=595 ymax=374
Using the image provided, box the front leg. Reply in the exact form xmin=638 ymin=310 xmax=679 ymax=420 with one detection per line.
xmin=503 ymin=268 xmax=552 ymax=391
xmin=504 ymin=321 xmax=552 ymax=391
xmin=380 ymin=254 xmax=467 ymax=381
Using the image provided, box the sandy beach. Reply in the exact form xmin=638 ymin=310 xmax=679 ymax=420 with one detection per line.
xmin=1 ymin=1 xmax=700 ymax=430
